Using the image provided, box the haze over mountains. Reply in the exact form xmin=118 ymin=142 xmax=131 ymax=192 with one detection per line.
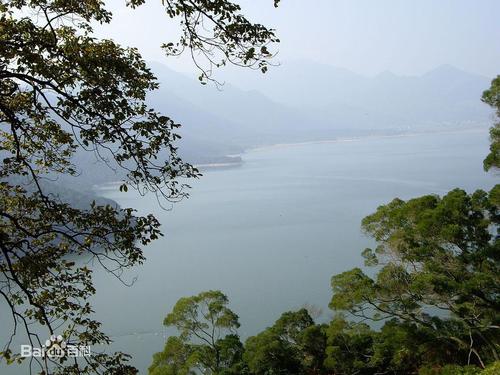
xmin=61 ymin=60 xmax=493 ymax=191
xmin=147 ymin=60 xmax=492 ymax=165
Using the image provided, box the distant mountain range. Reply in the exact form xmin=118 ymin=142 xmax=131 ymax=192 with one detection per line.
xmin=59 ymin=61 xmax=493 ymax=191
xmin=147 ymin=61 xmax=493 ymax=164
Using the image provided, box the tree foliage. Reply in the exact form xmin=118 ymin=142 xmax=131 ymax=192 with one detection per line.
xmin=154 ymin=290 xmax=499 ymax=374
xmin=330 ymin=187 xmax=500 ymax=370
xmin=0 ymin=0 xmax=278 ymax=373
xmin=150 ymin=291 xmax=243 ymax=375
xmin=243 ymin=309 xmax=327 ymax=375
xmin=483 ymin=76 xmax=500 ymax=171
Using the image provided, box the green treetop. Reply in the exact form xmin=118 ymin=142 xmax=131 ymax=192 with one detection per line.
xmin=330 ymin=187 xmax=500 ymax=368
xmin=150 ymin=290 xmax=243 ymax=375
xmin=483 ymin=76 xmax=500 ymax=171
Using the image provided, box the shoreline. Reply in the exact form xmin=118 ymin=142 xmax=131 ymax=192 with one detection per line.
xmin=94 ymin=126 xmax=489 ymax=180
xmin=244 ymin=126 xmax=489 ymax=154
xmin=195 ymin=161 xmax=243 ymax=170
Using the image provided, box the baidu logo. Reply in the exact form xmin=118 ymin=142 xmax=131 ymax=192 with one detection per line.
xmin=21 ymin=335 xmax=91 ymax=359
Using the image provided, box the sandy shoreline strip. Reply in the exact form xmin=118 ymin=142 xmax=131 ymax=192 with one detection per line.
xmin=246 ymin=126 xmax=489 ymax=153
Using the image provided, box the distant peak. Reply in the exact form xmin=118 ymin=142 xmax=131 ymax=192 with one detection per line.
xmin=423 ymin=64 xmax=465 ymax=77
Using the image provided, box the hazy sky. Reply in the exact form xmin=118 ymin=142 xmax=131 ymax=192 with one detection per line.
xmin=96 ymin=0 xmax=499 ymax=78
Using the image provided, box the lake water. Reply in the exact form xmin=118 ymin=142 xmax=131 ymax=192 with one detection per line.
xmin=1 ymin=129 xmax=497 ymax=374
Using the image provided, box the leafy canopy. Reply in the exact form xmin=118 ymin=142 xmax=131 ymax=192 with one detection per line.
xmin=150 ymin=290 xmax=243 ymax=375
xmin=243 ymin=308 xmax=327 ymax=375
xmin=0 ymin=0 xmax=278 ymax=373
xmin=330 ymin=187 xmax=500 ymax=369
xmin=482 ymin=76 xmax=500 ymax=171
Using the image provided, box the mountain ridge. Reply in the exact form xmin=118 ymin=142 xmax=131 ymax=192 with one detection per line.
xmin=148 ymin=60 xmax=492 ymax=149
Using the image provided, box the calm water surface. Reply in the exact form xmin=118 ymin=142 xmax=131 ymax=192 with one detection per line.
xmin=1 ymin=129 xmax=497 ymax=374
